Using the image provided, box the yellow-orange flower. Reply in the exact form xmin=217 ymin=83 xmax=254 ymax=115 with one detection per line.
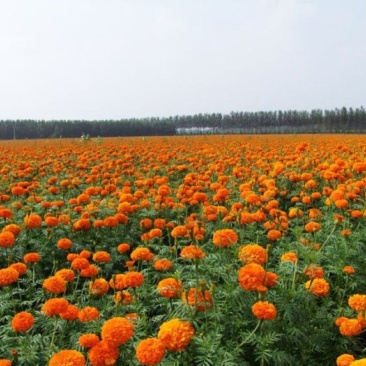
xmin=57 ymin=238 xmax=72 ymax=250
xmin=101 ymin=317 xmax=134 ymax=346
xmin=23 ymin=252 xmax=41 ymax=263
xmin=212 ymin=229 xmax=238 ymax=247
xmin=157 ymin=278 xmax=182 ymax=299
xmin=49 ymin=349 xmax=86 ymax=366
xmin=88 ymin=340 xmax=119 ymax=366
xmin=124 ymin=271 xmax=144 ymax=288
xmin=0 ymin=267 xmax=19 ymax=287
xmin=305 ymin=221 xmax=321 ymax=233
xmin=136 ymin=338 xmax=166 ymax=366
xmin=348 ymin=294 xmax=366 ymax=312
xmin=158 ymin=318 xmax=195 ymax=352
xmin=130 ymin=247 xmax=154 ymax=262
xmin=11 ymin=311 xmax=34 ymax=332
xmin=59 ymin=304 xmax=79 ymax=320
xmin=79 ymin=333 xmax=100 ymax=348
xmin=41 ymin=298 xmax=69 ymax=317
xmin=304 ymin=265 xmax=324 ymax=279
xmin=43 ymin=275 xmax=67 ymax=294
xmin=238 ymin=263 xmax=266 ymax=291
xmin=92 ymin=251 xmax=111 ymax=263
xmin=251 ymin=301 xmax=277 ymax=320
xmin=181 ymin=288 xmax=212 ymax=311
xmin=305 ymin=278 xmax=330 ymax=297
xmin=0 ymin=231 xmax=15 ymax=248
xmin=238 ymin=244 xmax=267 ymax=265
xmin=336 ymin=354 xmax=356 ymax=366
xmin=78 ymin=306 xmax=100 ymax=322
xmin=9 ymin=262 xmax=27 ymax=276
xmin=180 ymin=245 xmax=205 ymax=260
xmin=89 ymin=278 xmax=110 ymax=296
xmin=154 ymin=258 xmax=173 ymax=271
xmin=24 ymin=213 xmax=42 ymax=229
xmin=280 ymin=252 xmax=298 ymax=263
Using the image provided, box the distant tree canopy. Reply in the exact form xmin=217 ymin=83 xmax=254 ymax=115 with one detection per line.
xmin=1 ymin=106 xmax=366 ymax=140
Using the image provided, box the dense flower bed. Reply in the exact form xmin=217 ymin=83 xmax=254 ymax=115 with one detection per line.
xmin=1 ymin=135 xmax=366 ymax=365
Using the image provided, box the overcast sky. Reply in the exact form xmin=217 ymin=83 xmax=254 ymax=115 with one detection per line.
xmin=0 ymin=0 xmax=365 ymax=120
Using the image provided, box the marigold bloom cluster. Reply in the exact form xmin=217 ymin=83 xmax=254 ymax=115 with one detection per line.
xmin=101 ymin=317 xmax=134 ymax=346
xmin=304 ymin=278 xmax=330 ymax=297
xmin=49 ymin=349 xmax=86 ymax=366
xmin=238 ymin=244 xmax=267 ymax=264
xmin=11 ymin=311 xmax=34 ymax=332
xmin=212 ymin=229 xmax=238 ymax=247
xmin=136 ymin=338 xmax=166 ymax=365
xmin=180 ymin=245 xmax=206 ymax=260
xmin=251 ymin=301 xmax=277 ymax=320
xmin=157 ymin=278 xmax=182 ymax=298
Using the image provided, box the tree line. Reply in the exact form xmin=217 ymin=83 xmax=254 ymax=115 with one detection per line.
xmin=0 ymin=106 xmax=365 ymax=140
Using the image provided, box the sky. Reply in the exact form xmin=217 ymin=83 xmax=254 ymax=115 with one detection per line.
xmin=0 ymin=0 xmax=365 ymax=120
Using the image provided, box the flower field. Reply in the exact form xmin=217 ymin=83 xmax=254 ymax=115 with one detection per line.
xmin=1 ymin=134 xmax=366 ymax=365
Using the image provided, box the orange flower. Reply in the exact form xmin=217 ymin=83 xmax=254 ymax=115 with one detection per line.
xmin=0 ymin=231 xmax=15 ymax=248
xmin=343 ymin=266 xmax=355 ymax=275
xmin=181 ymin=288 xmax=212 ymax=311
xmin=24 ymin=213 xmax=42 ymax=229
xmin=171 ymin=225 xmax=189 ymax=238
xmin=158 ymin=318 xmax=195 ymax=352
xmin=55 ymin=269 xmax=75 ymax=282
xmin=267 ymin=229 xmax=282 ymax=241
xmin=180 ymin=245 xmax=205 ymax=260
xmin=348 ymin=294 xmax=366 ymax=312
xmin=41 ymin=298 xmax=69 ymax=316
xmin=280 ymin=252 xmax=298 ymax=263
xmin=0 ymin=267 xmax=19 ymax=287
xmin=49 ymin=349 xmax=86 ymax=366
xmin=305 ymin=278 xmax=330 ymax=297
xmin=157 ymin=278 xmax=182 ymax=299
xmin=79 ymin=334 xmax=100 ymax=348
xmin=9 ymin=262 xmax=27 ymax=276
xmin=251 ymin=301 xmax=277 ymax=320
xmin=88 ymin=340 xmax=119 ymax=366
xmin=238 ymin=263 xmax=266 ymax=291
xmin=11 ymin=311 xmax=34 ymax=332
xmin=72 ymin=218 xmax=91 ymax=231
xmin=212 ymin=229 xmax=238 ymax=247
xmin=113 ymin=290 xmax=134 ymax=305
xmin=304 ymin=221 xmax=321 ymax=233
xmin=304 ymin=265 xmax=324 ymax=279
xmin=59 ymin=304 xmax=79 ymax=320
xmin=136 ymin=338 xmax=166 ymax=366
xmin=57 ymin=238 xmax=72 ymax=250
xmin=80 ymin=265 xmax=99 ymax=278
xmin=23 ymin=252 xmax=41 ymax=263
xmin=124 ymin=271 xmax=144 ymax=288
xmin=78 ymin=307 xmax=100 ymax=322
xmin=130 ymin=247 xmax=154 ymax=262
xmin=92 ymin=251 xmax=111 ymax=263
xmin=117 ymin=243 xmax=130 ymax=253
xmin=264 ymin=271 xmax=279 ymax=287
xmin=336 ymin=354 xmax=356 ymax=366
xmin=148 ymin=228 xmax=163 ymax=239
xmin=71 ymin=257 xmax=90 ymax=270
xmin=154 ymin=258 xmax=173 ymax=271
xmin=238 ymin=244 xmax=267 ymax=265
xmin=0 ymin=360 xmax=11 ymax=366
xmin=101 ymin=317 xmax=134 ymax=346
xmin=89 ymin=278 xmax=110 ymax=296
xmin=43 ymin=275 xmax=67 ymax=294
xmin=2 ymin=224 xmax=21 ymax=237
xmin=336 ymin=317 xmax=363 ymax=337
xmin=109 ymin=274 xmax=126 ymax=290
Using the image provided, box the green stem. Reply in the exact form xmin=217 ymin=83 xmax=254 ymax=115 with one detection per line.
xmin=235 ymin=320 xmax=261 ymax=351
xmin=318 ymin=224 xmax=337 ymax=253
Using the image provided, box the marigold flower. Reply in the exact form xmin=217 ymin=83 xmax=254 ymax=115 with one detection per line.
xmin=0 ymin=360 xmax=11 ymax=366
xmin=251 ymin=301 xmax=277 ymax=320
xmin=304 ymin=221 xmax=321 ymax=233
xmin=43 ymin=275 xmax=67 ymax=294
xmin=130 ymin=247 xmax=154 ymax=261
xmin=49 ymin=349 xmax=86 ymax=366
xmin=140 ymin=218 xmax=153 ymax=230
xmin=23 ymin=252 xmax=41 ymax=263
xmin=117 ymin=243 xmax=130 ymax=253
xmin=267 ymin=229 xmax=282 ymax=241
xmin=0 ymin=231 xmax=15 ymax=248
xmin=41 ymin=298 xmax=69 ymax=316
xmin=154 ymin=258 xmax=173 ymax=271
xmin=136 ymin=338 xmax=166 ymax=366
xmin=2 ymin=224 xmax=21 ymax=237
xmin=79 ymin=333 xmax=100 ymax=348
xmin=148 ymin=228 xmax=163 ymax=239
xmin=109 ymin=273 xmax=126 ymax=290
xmin=264 ymin=271 xmax=279 ymax=287
xmin=55 ymin=268 xmax=75 ymax=282
xmin=71 ymin=257 xmax=90 ymax=270
xmin=343 ymin=266 xmax=356 ymax=275
xmin=11 ymin=311 xmax=34 ymax=332
xmin=78 ymin=307 xmax=100 ymax=322
xmin=57 ymin=238 xmax=72 ymax=250
xmin=9 ymin=262 xmax=27 ymax=276
xmin=113 ymin=290 xmax=135 ymax=305
xmin=171 ymin=225 xmax=189 ymax=238
xmin=124 ymin=271 xmax=144 ymax=288
xmin=92 ymin=251 xmax=111 ymax=263
xmin=304 ymin=265 xmax=324 ymax=279
xmin=24 ymin=213 xmax=42 ymax=229
xmin=337 ymin=317 xmax=363 ymax=337
xmin=157 ymin=278 xmax=182 ymax=299
xmin=180 ymin=245 xmax=206 ymax=260
xmin=238 ymin=263 xmax=266 ymax=291
xmin=280 ymin=252 xmax=298 ymax=263
xmin=348 ymin=294 xmax=366 ymax=312
xmin=101 ymin=317 xmax=134 ymax=346
xmin=336 ymin=354 xmax=356 ymax=366
xmin=80 ymin=264 xmax=99 ymax=278
xmin=88 ymin=340 xmax=119 ymax=366
xmin=89 ymin=278 xmax=110 ymax=296
xmin=350 ymin=359 xmax=366 ymax=366
xmin=305 ymin=278 xmax=330 ymax=297
xmin=72 ymin=218 xmax=91 ymax=231
xmin=238 ymin=244 xmax=267 ymax=264
xmin=181 ymin=288 xmax=213 ymax=311
xmin=0 ymin=267 xmax=19 ymax=287
xmin=59 ymin=304 xmax=79 ymax=320
xmin=212 ymin=229 xmax=238 ymax=247
xmin=158 ymin=318 xmax=195 ymax=352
